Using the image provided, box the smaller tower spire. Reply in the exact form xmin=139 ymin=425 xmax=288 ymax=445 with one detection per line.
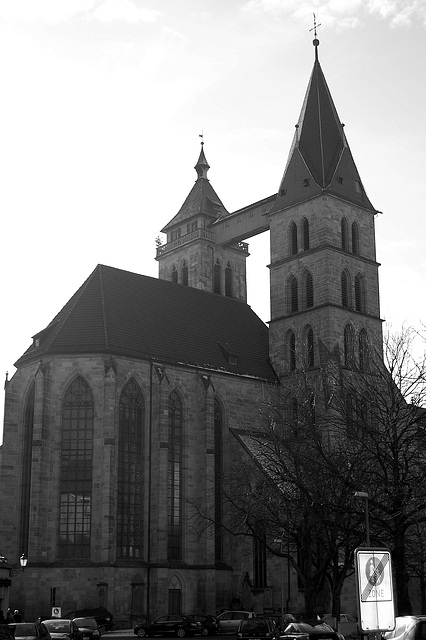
xmin=195 ymin=134 xmax=210 ymax=180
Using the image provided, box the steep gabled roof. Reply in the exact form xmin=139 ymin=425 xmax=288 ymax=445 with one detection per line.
xmin=270 ymin=41 xmax=375 ymax=214
xmin=161 ymin=144 xmax=229 ymax=232
xmin=17 ymin=264 xmax=276 ymax=381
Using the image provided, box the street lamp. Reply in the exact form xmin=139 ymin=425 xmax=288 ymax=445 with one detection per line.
xmin=354 ymin=491 xmax=371 ymax=546
xmin=10 ymin=554 xmax=28 ymax=577
xmin=273 ymin=538 xmax=285 ymax=623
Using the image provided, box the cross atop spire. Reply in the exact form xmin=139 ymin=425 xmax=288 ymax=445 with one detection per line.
xmin=310 ymin=13 xmax=321 ymax=60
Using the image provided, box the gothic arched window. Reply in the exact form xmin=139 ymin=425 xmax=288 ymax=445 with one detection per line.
xmin=305 ymin=271 xmax=313 ymax=308
xmin=355 ymin=274 xmax=365 ymax=312
xmin=182 ymin=261 xmax=188 ymax=286
xmin=59 ymin=376 xmax=94 ymax=558
xmin=214 ymin=398 xmax=224 ymax=561
xmin=341 ymin=218 xmax=349 ymax=251
xmin=172 ymin=265 xmax=178 ymax=283
xmin=288 ymin=331 xmax=296 ymax=372
xmin=302 ymin=217 xmax=310 ymax=251
xmin=305 ymin=326 xmax=314 ymax=368
xmin=213 ymin=260 xmax=221 ymax=294
xmin=168 ymin=391 xmax=183 ymax=561
xmin=344 ymin=324 xmax=355 ymax=369
xmin=341 ymin=270 xmax=350 ymax=308
xmin=117 ymin=378 xmax=144 ymax=559
xmin=359 ymin=329 xmax=369 ymax=372
xmin=225 ymin=263 xmax=232 ymax=297
xmin=290 ymin=222 xmax=298 ymax=255
xmin=352 ymin=221 xmax=360 ymax=255
xmin=288 ymin=275 xmax=298 ymax=314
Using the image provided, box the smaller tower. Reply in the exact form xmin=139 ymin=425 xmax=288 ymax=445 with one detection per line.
xmin=156 ymin=143 xmax=248 ymax=301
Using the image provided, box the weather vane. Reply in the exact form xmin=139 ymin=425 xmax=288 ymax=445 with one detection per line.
xmin=199 ymin=130 xmax=204 ymax=146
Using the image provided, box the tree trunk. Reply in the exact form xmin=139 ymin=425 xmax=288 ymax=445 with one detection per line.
xmin=393 ymin=518 xmax=412 ymax=615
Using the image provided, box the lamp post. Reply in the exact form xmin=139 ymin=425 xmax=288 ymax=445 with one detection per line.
xmin=10 ymin=554 xmax=28 ymax=577
xmin=354 ymin=491 xmax=370 ymax=546
xmin=273 ymin=538 xmax=285 ymax=623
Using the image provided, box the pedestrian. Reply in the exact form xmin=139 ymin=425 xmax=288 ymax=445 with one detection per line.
xmin=5 ymin=610 xmax=13 ymax=624
xmin=13 ymin=611 xmax=22 ymax=623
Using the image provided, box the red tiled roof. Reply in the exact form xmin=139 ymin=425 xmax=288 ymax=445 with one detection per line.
xmin=17 ymin=264 xmax=276 ymax=381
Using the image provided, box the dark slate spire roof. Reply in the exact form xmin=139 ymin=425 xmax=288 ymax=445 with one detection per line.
xmin=161 ymin=143 xmax=229 ymax=232
xmin=17 ymin=264 xmax=276 ymax=381
xmin=270 ymin=38 xmax=375 ymax=213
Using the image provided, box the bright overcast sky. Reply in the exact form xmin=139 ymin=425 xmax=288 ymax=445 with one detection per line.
xmin=1 ymin=0 xmax=426 ymax=441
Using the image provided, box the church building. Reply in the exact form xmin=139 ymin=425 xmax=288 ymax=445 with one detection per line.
xmin=0 ymin=37 xmax=381 ymax=623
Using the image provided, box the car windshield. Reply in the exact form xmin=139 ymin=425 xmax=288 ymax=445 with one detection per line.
xmin=240 ymin=620 xmax=269 ymax=631
xmin=43 ymin=622 xmax=69 ymax=633
xmin=11 ymin=625 xmax=37 ymax=636
xmin=74 ymin=619 xmax=97 ymax=628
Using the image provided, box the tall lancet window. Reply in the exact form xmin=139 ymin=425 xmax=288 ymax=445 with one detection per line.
xmin=341 ymin=218 xmax=349 ymax=251
xmin=290 ymin=222 xmax=298 ymax=255
xmin=182 ymin=261 xmax=188 ymax=286
xmin=20 ymin=382 xmax=35 ymax=556
xmin=214 ymin=398 xmax=224 ymax=561
xmin=59 ymin=376 xmax=94 ymax=558
xmin=117 ymin=379 xmax=144 ymax=558
xmin=213 ymin=260 xmax=221 ymax=294
xmin=168 ymin=391 xmax=183 ymax=561
xmin=302 ymin=217 xmax=310 ymax=251
xmin=225 ymin=263 xmax=233 ymax=297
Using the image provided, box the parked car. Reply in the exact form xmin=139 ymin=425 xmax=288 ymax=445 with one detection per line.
xmin=184 ymin=616 xmax=218 ymax=636
xmin=134 ymin=615 xmax=202 ymax=638
xmin=72 ymin=619 xmax=101 ymax=640
xmin=7 ymin=623 xmax=51 ymax=640
xmin=236 ymin=617 xmax=278 ymax=640
xmin=42 ymin=619 xmax=82 ymax=640
xmin=383 ymin=615 xmax=426 ymax=640
xmin=281 ymin=622 xmax=340 ymax=640
xmin=63 ymin=611 xmax=114 ymax=633
xmin=216 ymin=612 xmax=256 ymax=635
xmin=0 ymin=626 xmax=15 ymax=640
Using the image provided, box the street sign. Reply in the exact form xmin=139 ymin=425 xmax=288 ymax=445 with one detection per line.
xmin=355 ymin=547 xmax=395 ymax=632
xmin=52 ymin=607 xmax=62 ymax=618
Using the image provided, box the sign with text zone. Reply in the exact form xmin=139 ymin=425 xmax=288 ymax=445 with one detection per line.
xmin=355 ymin=548 xmax=395 ymax=632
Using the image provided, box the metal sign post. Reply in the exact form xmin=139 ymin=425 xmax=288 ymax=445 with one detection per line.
xmin=355 ymin=548 xmax=395 ymax=632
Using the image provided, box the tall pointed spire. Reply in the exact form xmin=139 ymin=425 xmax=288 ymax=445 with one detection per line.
xmin=195 ymin=139 xmax=210 ymax=180
xmin=270 ymin=34 xmax=375 ymax=213
xmin=161 ymin=140 xmax=228 ymax=233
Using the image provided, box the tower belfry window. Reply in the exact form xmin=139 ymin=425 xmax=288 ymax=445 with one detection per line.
xmin=302 ymin=218 xmax=310 ymax=251
xmin=352 ymin=222 xmax=360 ymax=255
xmin=341 ymin=271 xmax=349 ymax=308
xmin=305 ymin=271 xmax=313 ymax=308
xmin=288 ymin=276 xmax=298 ymax=314
xmin=341 ymin=218 xmax=349 ymax=251
xmin=290 ymin=222 xmax=298 ymax=255
xmin=355 ymin=274 xmax=365 ymax=312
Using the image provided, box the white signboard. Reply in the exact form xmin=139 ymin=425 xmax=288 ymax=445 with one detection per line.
xmin=355 ymin=548 xmax=395 ymax=632
xmin=52 ymin=607 xmax=62 ymax=618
